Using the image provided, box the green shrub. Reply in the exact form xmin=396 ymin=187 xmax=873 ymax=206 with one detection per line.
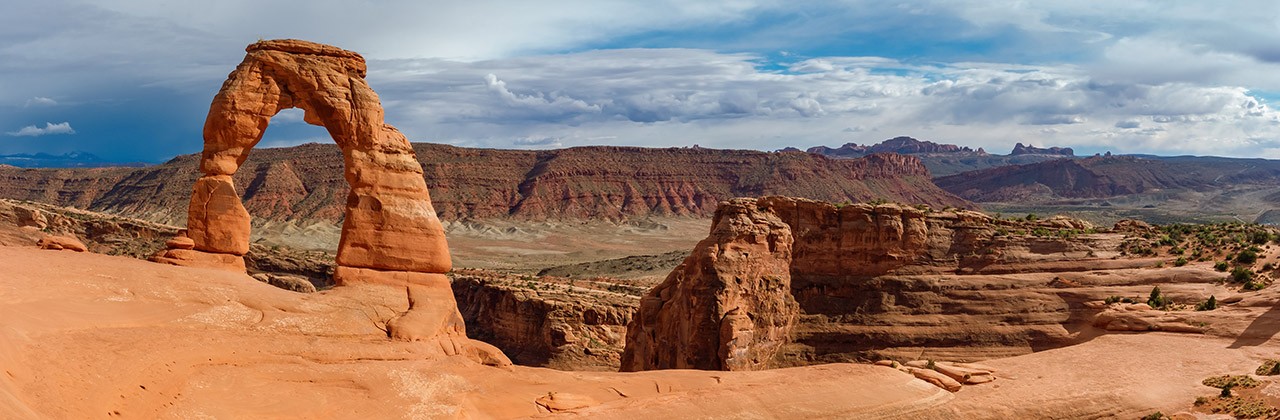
xmin=1147 ymin=286 xmax=1169 ymax=309
xmin=1203 ymin=375 xmax=1260 ymax=389
xmin=1174 ymin=257 xmax=1189 ymax=267
xmin=1231 ymin=267 xmax=1255 ymax=283
xmin=1141 ymin=412 xmax=1164 ymax=420
xmin=1245 ymin=280 xmax=1266 ymax=291
xmin=1237 ymin=249 xmax=1259 ymax=264
xmin=1104 ymin=295 xmax=1122 ymax=304
xmin=1195 ymin=295 xmax=1217 ymax=311
xmin=1256 ymin=359 xmax=1280 ymax=376
xmin=1215 ymin=261 xmax=1230 ymax=272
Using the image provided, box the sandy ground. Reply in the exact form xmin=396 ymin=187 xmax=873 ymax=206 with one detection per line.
xmin=5 ymin=245 xmax=1280 ymax=419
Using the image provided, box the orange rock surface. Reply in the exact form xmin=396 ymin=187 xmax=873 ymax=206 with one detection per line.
xmin=2 ymin=245 xmax=1275 ymax=418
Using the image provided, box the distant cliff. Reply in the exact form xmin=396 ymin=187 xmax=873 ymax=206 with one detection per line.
xmin=806 ymin=136 xmax=982 ymax=158
xmin=1010 ymin=142 xmax=1074 ymax=156
xmin=0 ymin=143 xmax=969 ymax=224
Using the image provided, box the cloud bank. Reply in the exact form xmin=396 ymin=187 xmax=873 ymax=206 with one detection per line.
xmin=0 ymin=1 xmax=1279 ymax=160
xmin=7 ymin=122 xmax=75 ymax=137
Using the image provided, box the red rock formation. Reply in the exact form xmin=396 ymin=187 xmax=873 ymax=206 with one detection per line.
xmin=0 ymin=143 xmax=969 ymax=224
xmin=148 ymin=39 xmax=506 ymax=365
xmin=153 ymin=39 xmax=450 ymax=280
xmin=621 ymin=196 xmax=1227 ymax=371
xmin=621 ymin=198 xmax=799 ymax=371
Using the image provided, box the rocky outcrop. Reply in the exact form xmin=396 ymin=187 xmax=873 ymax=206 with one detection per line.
xmin=1011 ymin=142 xmax=1074 ymax=156
xmin=622 ymin=196 xmax=1228 ymax=371
xmin=621 ymin=199 xmax=799 ymax=371
xmin=0 ymin=143 xmax=968 ymax=225
xmin=36 ymin=235 xmax=87 ymax=252
xmin=452 ymin=273 xmax=635 ymax=371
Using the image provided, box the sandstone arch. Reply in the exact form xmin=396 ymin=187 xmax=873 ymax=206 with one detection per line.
xmin=155 ymin=39 xmax=449 ymax=286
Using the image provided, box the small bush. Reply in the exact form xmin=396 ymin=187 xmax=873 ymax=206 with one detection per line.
xmin=1256 ymin=359 xmax=1280 ymax=376
xmin=1215 ymin=261 xmax=1230 ymax=272
xmin=1203 ymin=375 xmax=1260 ymax=389
xmin=1231 ymin=267 xmax=1255 ymax=283
xmin=1195 ymin=295 xmax=1217 ymax=311
xmin=1140 ymin=412 xmax=1164 ymax=420
xmin=1147 ymin=286 xmax=1169 ymax=309
xmin=1245 ymin=280 xmax=1266 ymax=291
xmin=1238 ymin=249 xmax=1259 ymax=264
xmin=1104 ymin=295 xmax=1122 ymax=304
xmin=1174 ymin=257 xmax=1189 ymax=267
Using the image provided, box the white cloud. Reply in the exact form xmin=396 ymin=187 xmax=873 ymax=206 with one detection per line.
xmin=365 ymin=49 xmax=1280 ymax=157
xmin=7 ymin=122 xmax=75 ymax=137
xmin=512 ymin=136 xmax=563 ymax=148
xmin=23 ymin=97 xmax=56 ymax=107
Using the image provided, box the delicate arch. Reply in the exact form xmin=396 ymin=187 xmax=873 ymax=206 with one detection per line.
xmin=157 ymin=39 xmax=450 ymax=284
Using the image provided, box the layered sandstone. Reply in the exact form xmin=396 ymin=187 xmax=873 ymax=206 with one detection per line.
xmin=452 ymin=272 xmax=635 ymax=371
xmin=0 ymin=143 xmax=968 ymax=225
xmin=622 ymin=197 xmax=1232 ymax=370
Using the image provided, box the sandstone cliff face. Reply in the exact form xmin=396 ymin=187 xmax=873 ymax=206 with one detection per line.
xmin=0 ymin=144 xmax=967 ymax=224
xmin=452 ymin=273 xmax=634 ymax=371
xmin=622 ymin=196 xmax=1224 ymax=370
xmin=621 ymin=199 xmax=799 ymax=371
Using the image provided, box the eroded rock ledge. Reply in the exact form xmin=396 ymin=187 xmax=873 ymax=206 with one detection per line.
xmin=622 ymin=196 xmax=1226 ymax=371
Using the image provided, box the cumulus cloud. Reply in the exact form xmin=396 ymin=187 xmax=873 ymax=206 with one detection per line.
xmin=367 ymin=48 xmax=1280 ymax=157
xmin=23 ymin=97 xmax=56 ymax=107
xmin=4 ymin=1 xmax=1280 ymax=159
xmin=7 ymin=122 xmax=75 ymax=137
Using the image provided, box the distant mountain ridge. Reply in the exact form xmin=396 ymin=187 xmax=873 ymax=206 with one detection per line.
xmin=0 ymin=152 xmax=149 ymax=168
xmin=802 ymin=137 xmax=1075 ymax=176
xmin=805 ymin=136 xmax=984 ymax=158
xmin=1011 ymin=143 xmax=1074 ymax=156
xmin=935 ymin=155 xmax=1280 ymax=202
xmin=0 ymin=143 xmax=968 ymax=225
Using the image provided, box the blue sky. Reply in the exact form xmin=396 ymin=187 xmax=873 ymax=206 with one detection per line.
xmin=3 ymin=1 xmax=1280 ymax=162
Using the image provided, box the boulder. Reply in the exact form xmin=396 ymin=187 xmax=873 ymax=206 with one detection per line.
xmin=904 ymin=367 xmax=963 ymax=392
xmin=37 ymin=235 xmax=87 ymax=252
xmin=251 ymin=273 xmax=317 ymax=293
xmin=165 ymin=235 xmax=195 ymax=250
